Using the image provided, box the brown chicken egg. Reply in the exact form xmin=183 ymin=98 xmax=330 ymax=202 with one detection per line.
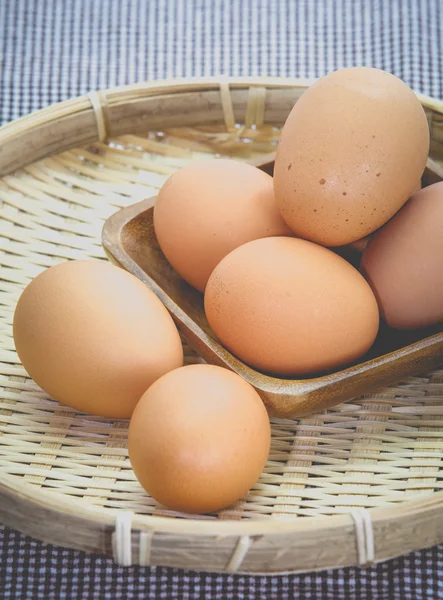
xmin=361 ymin=182 xmax=443 ymax=329
xmin=13 ymin=260 xmax=183 ymax=417
xmin=274 ymin=67 xmax=430 ymax=246
xmin=128 ymin=364 xmax=271 ymax=514
xmin=153 ymin=158 xmax=292 ymax=292
xmin=205 ymin=237 xmax=379 ymax=376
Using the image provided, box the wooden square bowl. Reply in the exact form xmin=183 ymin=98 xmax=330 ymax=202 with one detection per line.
xmin=102 ymin=155 xmax=443 ymax=418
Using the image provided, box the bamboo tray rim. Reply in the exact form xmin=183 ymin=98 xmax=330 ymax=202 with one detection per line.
xmin=2 ymin=470 xmax=441 ymax=537
xmin=1 ymin=75 xmax=442 ymax=145
xmin=0 ymin=76 xmax=315 ymax=139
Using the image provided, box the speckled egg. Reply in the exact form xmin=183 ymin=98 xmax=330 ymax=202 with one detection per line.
xmin=274 ymin=67 xmax=429 ymax=246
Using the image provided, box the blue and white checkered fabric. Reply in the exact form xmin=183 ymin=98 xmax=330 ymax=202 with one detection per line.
xmin=1 ymin=525 xmax=442 ymax=600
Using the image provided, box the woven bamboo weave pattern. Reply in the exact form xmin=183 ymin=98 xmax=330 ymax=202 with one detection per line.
xmin=1 ymin=122 xmax=443 ymax=523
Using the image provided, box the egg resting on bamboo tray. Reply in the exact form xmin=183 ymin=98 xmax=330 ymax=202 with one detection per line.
xmin=13 ymin=260 xmax=183 ymax=418
xmin=128 ymin=364 xmax=271 ymax=514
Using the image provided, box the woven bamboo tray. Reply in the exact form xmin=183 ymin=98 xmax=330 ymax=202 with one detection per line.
xmin=1 ymin=77 xmax=443 ymax=575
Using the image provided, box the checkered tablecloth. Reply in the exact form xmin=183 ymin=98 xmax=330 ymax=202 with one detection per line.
xmin=1 ymin=1 xmax=443 ymax=598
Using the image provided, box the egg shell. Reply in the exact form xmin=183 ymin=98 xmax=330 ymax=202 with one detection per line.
xmin=13 ymin=260 xmax=183 ymax=417
xmin=274 ymin=67 xmax=430 ymax=246
xmin=153 ymin=158 xmax=292 ymax=292
xmin=347 ymin=180 xmax=421 ymax=253
xmin=128 ymin=364 xmax=271 ymax=514
xmin=360 ymin=181 xmax=443 ymax=329
xmin=205 ymin=237 xmax=379 ymax=376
